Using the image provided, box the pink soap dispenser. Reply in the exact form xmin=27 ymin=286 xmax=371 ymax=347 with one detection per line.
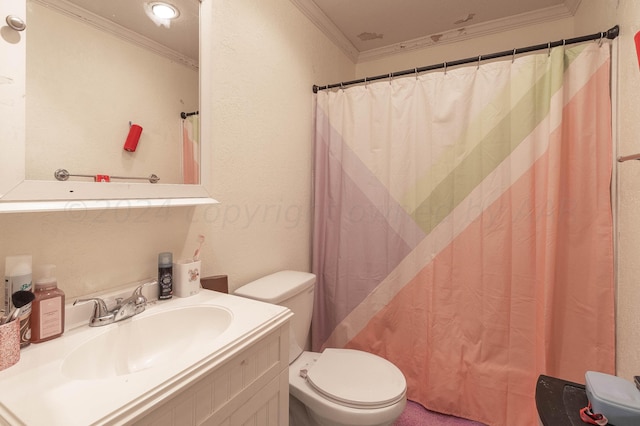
xmin=30 ymin=264 xmax=65 ymax=343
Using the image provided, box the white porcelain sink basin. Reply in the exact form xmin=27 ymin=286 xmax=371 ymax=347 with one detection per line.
xmin=61 ymin=305 xmax=233 ymax=380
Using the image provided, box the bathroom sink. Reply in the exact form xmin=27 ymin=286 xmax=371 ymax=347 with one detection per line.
xmin=61 ymin=305 xmax=233 ymax=380
xmin=0 ymin=288 xmax=292 ymax=426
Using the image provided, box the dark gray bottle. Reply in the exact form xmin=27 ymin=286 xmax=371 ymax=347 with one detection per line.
xmin=158 ymin=252 xmax=173 ymax=300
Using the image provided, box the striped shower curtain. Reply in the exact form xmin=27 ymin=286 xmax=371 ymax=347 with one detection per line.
xmin=182 ymin=114 xmax=200 ymax=184
xmin=311 ymin=42 xmax=614 ymax=425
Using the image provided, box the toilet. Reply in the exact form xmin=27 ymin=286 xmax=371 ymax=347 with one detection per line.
xmin=234 ymin=270 xmax=407 ymax=426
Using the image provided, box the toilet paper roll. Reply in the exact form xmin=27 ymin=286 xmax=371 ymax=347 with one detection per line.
xmin=123 ymin=124 xmax=143 ymax=152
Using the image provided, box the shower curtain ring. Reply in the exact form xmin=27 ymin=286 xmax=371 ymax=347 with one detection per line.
xmin=389 ymin=72 xmax=393 ymax=84
xmin=512 ymin=48 xmax=516 ymax=63
xmin=415 ymin=67 xmax=418 ymax=80
xmin=340 ymin=82 xmax=344 ymax=91
xmin=548 ymin=42 xmax=551 ymax=57
xmin=444 ymin=62 xmax=447 ymax=75
xmin=364 ymin=76 xmax=368 ymax=88
xmin=477 ymin=55 xmax=482 ymax=69
xmin=598 ymin=33 xmax=604 ymax=47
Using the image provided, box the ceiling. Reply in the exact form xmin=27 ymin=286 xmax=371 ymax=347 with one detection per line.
xmin=43 ymin=0 xmax=199 ymax=63
xmin=295 ymin=0 xmax=582 ymax=61
xmin=52 ymin=0 xmax=581 ymax=64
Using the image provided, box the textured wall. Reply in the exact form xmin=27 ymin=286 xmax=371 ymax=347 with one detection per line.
xmin=203 ymin=0 xmax=355 ymax=291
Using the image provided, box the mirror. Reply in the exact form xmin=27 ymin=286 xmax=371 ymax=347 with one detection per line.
xmin=0 ymin=0 xmax=214 ymax=207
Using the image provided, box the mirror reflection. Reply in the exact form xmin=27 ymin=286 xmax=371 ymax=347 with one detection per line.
xmin=25 ymin=0 xmax=199 ymax=185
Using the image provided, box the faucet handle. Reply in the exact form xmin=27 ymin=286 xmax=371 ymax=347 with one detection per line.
xmin=132 ymin=279 xmax=157 ymax=298
xmin=73 ymin=297 xmax=110 ymax=318
xmin=128 ymin=280 xmax=157 ymax=308
xmin=129 ymin=280 xmax=156 ymax=316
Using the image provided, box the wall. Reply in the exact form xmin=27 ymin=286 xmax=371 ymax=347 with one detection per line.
xmin=0 ymin=0 xmax=354 ymax=302
xmin=203 ymin=0 xmax=354 ymax=290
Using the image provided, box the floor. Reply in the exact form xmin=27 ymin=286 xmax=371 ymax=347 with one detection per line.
xmin=394 ymin=401 xmax=487 ymax=426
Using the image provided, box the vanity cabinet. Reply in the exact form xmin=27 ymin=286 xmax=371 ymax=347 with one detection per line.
xmin=131 ymin=322 xmax=290 ymax=426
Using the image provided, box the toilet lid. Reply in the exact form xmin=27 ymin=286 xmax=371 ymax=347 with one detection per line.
xmin=305 ymin=348 xmax=406 ymax=409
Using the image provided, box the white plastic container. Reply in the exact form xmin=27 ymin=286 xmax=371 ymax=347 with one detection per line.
xmin=4 ymin=255 xmax=33 ymax=348
xmin=585 ymin=371 xmax=640 ymax=426
xmin=173 ymin=259 xmax=201 ymax=298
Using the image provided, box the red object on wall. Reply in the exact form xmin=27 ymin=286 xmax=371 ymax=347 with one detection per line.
xmin=123 ymin=124 xmax=143 ymax=152
xmin=94 ymin=175 xmax=110 ymax=182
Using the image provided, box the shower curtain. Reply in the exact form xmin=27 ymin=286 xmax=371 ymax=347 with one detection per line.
xmin=182 ymin=114 xmax=200 ymax=184
xmin=312 ymin=42 xmax=614 ymax=426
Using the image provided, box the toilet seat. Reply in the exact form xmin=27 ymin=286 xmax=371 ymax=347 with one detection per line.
xmin=304 ymin=348 xmax=406 ymax=409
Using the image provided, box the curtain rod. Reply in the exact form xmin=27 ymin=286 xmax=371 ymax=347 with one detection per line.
xmin=180 ymin=111 xmax=199 ymax=119
xmin=313 ymin=25 xmax=619 ymax=93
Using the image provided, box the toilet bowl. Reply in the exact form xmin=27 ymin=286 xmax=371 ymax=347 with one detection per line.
xmin=234 ymin=271 xmax=407 ymax=426
xmin=289 ymin=350 xmax=406 ymax=426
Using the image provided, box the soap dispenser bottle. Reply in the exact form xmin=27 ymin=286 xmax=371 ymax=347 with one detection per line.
xmin=30 ymin=264 xmax=65 ymax=343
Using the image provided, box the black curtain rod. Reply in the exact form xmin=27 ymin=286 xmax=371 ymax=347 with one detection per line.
xmin=313 ymin=25 xmax=619 ymax=93
xmin=180 ymin=110 xmax=199 ymax=119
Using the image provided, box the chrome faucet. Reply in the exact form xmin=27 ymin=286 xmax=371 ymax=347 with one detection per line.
xmin=74 ymin=280 xmax=156 ymax=327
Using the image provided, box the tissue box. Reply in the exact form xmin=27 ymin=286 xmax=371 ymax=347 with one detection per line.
xmin=585 ymin=371 xmax=640 ymax=426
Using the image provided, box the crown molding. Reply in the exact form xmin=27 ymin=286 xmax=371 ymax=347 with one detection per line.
xmin=563 ymin=0 xmax=583 ymax=15
xmin=288 ymin=0 xmax=359 ymax=63
xmin=31 ymin=0 xmax=198 ymax=70
xmin=290 ymin=0 xmax=582 ymax=64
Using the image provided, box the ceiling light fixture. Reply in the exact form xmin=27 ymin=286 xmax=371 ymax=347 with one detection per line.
xmin=150 ymin=2 xmax=180 ymax=20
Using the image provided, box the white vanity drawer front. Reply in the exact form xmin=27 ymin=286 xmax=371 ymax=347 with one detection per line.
xmin=209 ymin=372 xmax=288 ymax=426
xmin=132 ymin=322 xmax=289 ymax=426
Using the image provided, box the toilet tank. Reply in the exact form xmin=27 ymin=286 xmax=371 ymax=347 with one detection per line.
xmin=234 ymin=271 xmax=315 ymax=363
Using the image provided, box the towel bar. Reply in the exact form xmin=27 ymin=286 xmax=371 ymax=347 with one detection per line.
xmin=54 ymin=169 xmax=160 ymax=183
xmin=618 ymin=154 xmax=640 ymax=162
